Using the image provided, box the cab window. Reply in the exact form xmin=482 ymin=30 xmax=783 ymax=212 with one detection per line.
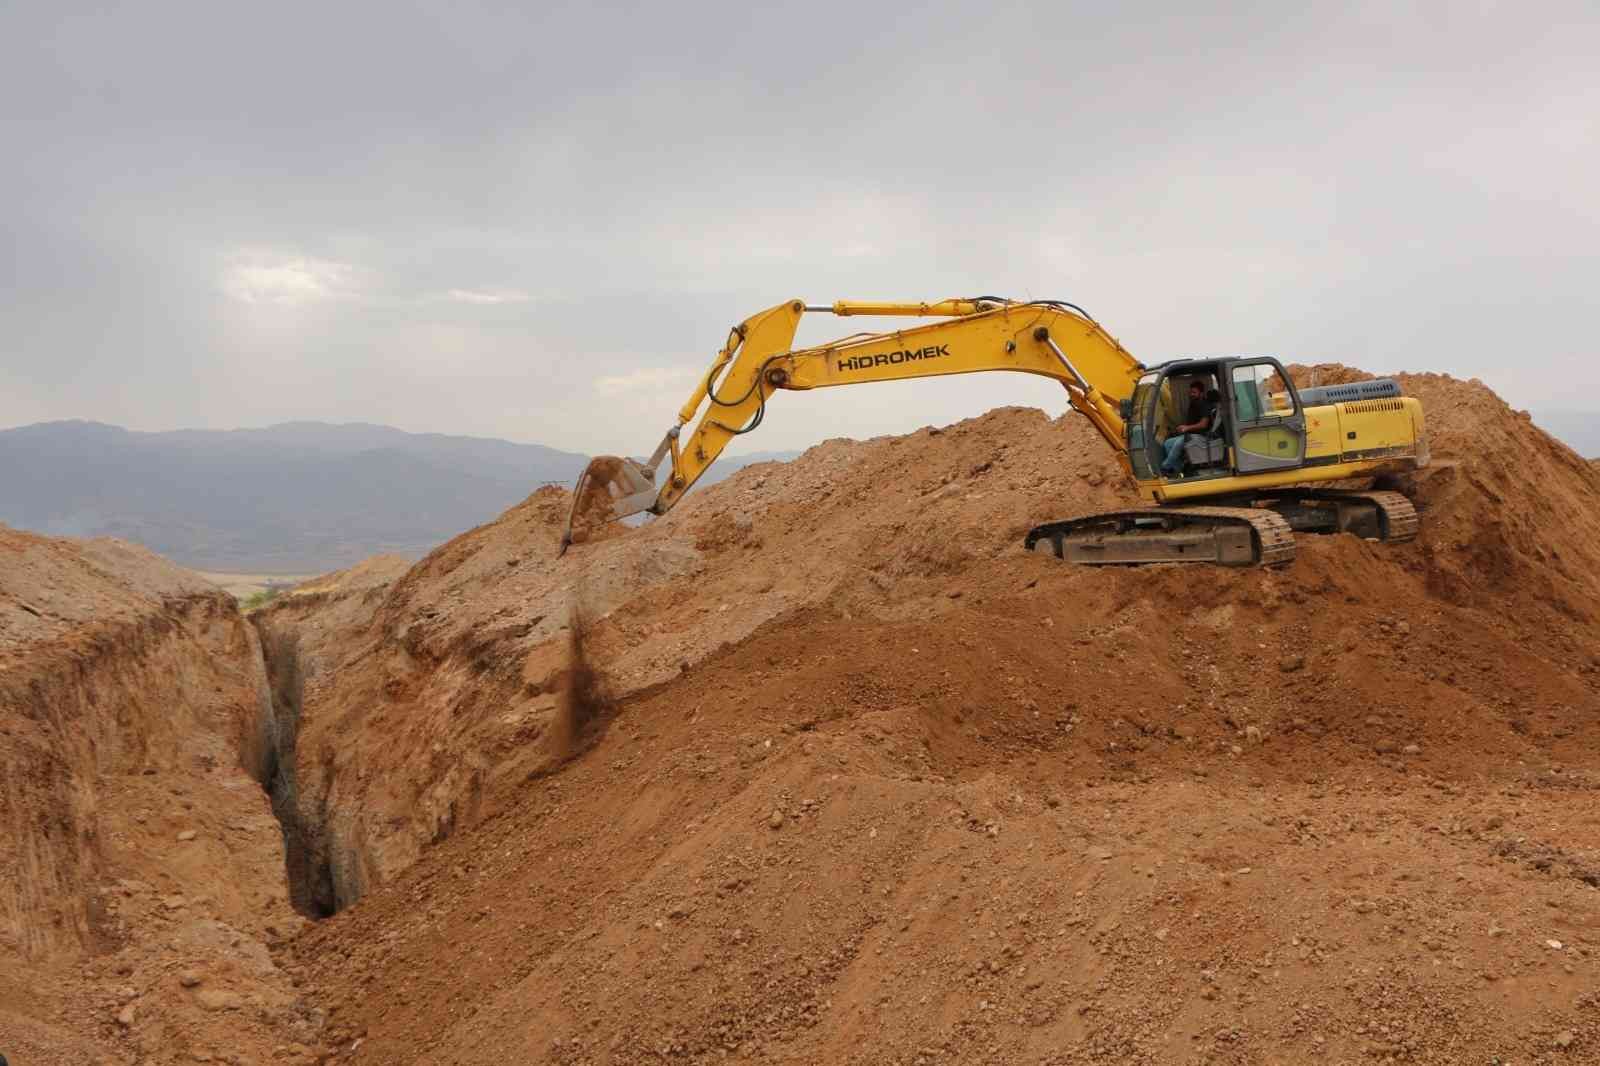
xmin=1230 ymin=363 xmax=1295 ymax=421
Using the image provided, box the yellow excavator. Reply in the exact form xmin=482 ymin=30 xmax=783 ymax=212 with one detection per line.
xmin=560 ymin=297 xmax=1427 ymax=566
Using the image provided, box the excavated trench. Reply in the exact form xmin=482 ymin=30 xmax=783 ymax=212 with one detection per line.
xmin=248 ymin=616 xmax=356 ymax=919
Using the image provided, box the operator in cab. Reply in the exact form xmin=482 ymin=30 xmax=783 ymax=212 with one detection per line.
xmin=1161 ymin=380 xmax=1214 ymax=477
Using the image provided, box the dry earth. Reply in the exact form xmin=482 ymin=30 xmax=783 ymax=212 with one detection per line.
xmin=0 ymin=531 xmax=319 ymax=1065
xmin=4 ymin=367 xmax=1600 ymax=1065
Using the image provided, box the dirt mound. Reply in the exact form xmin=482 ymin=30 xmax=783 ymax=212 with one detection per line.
xmin=244 ymin=413 xmax=1132 ymax=899
xmin=1290 ymin=364 xmax=1600 ymax=622
xmin=1398 ymin=372 xmax=1600 ymax=621
xmin=194 ymin=369 xmax=1600 ymax=1063
xmin=288 ymin=552 xmax=413 ymax=599
xmin=0 ymin=526 xmax=321 ymax=1065
xmin=292 ymin=534 xmax=1600 ymax=1064
xmin=0 ymin=526 xmax=214 ymax=658
xmin=1286 ymin=361 xmax=1378 ymax=388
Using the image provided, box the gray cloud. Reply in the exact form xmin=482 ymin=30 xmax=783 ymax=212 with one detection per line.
xmin=3 ymin=1 xmax=1595 ymax=453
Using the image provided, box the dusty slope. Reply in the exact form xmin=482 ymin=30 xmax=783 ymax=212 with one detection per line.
xmin=260 ymin=372 xmax=1600 ymax=1064
xmin=254 ymin=408 xmax=1132 ymax=902
xmin=0 ymin=528 xmax=319 ymax=1066
xmin=1292 ymin=364 xmax=1600 ymax=623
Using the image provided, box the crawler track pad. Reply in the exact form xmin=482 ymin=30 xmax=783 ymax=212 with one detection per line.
xmin=1024 ymin=507 xmax=1296 ymax=567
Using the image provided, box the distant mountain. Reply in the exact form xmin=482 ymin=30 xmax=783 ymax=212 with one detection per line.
xmin=1532 ymin=412 xmax=1599 ymax=459
xmin=0 ymin=421 xmax=797 ymax=573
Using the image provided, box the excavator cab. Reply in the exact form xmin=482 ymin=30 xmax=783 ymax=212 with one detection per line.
xmin=1129 ymin=357 xmax=1308 ymax=482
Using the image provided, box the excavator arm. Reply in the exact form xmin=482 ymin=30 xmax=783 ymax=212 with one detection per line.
xmin=561 ymin=297 xmax=1146 ymax=550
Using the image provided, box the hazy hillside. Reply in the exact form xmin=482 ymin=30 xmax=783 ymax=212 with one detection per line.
xmin=0 ymin=421 xmax=795 ymax=572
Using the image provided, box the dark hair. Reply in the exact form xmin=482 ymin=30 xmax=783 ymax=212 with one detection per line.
xmin=1188 ymin=381 xmax=1204 ymax=393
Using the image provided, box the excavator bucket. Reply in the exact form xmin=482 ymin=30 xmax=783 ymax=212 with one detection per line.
xmin=558 ymin=455 xmax=658 ymax=555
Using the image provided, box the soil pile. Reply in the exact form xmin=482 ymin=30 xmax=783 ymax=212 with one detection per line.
xmin=1291 ymin=363 xmax=1600 ymax=621
xmin=247 ymin=369 xmax=1600 ymax=1064
xmin=0 ymin=527 xmax=322 ymax=1065
xmin=1397 ymin=372 xmax=1600 ymax=621
xmin=12 ymin=363 xmax=1598 ymax=1065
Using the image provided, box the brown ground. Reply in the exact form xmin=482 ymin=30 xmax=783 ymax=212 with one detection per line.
xmin=4 ymin=368 xmax=1600 ymax=1065
xmin=0 ymin=530 xmax=317 ymax=1065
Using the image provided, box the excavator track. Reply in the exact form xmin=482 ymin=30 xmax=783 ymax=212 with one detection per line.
xmin=1253 ymin=489 xmax=1419 ymax=543
xmin=1024 ymin=506 xmax=1296 ymax=568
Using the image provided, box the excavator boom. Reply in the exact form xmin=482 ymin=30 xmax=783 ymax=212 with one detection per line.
xmin=560 ymin=297 xmax=1143 ymax=551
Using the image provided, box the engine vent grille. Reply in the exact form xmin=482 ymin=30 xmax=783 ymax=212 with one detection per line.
xmin=1299 ymin=378 xmax=1403 ymax=406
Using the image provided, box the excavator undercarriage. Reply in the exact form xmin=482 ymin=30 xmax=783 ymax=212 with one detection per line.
xmin=1023 ymin=489 xmax=1417 ymax=568
xmin=1025 ymin=507 xmax=1296 ymax=567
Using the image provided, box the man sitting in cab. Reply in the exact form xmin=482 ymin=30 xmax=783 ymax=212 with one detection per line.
xmin=1161 ymin=380 xmax=1214 ymax=477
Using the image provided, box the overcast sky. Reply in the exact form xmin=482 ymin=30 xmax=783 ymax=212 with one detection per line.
xmin=2 ymin=1 xmax=1595 ymax=455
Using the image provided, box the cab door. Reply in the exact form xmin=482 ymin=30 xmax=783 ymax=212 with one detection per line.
xmin=1228 ymin=360 xmax=1306 ymax=473
xmin=1123 ymin=373 xmax=1162 ymax=481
